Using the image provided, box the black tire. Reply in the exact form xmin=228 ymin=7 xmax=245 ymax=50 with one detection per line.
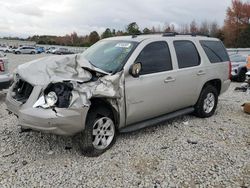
xmin=31 ymin=51 xmax=35 ymax=54
xmin=78 ymin=106 xmax=116 ymax=157
xmin=194 ymin=85 xmax=218 ymax=118
xmin=237 ymin=69 xmax=246 ymax=82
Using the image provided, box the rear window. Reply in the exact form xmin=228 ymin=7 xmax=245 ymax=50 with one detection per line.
xmin=200 ymin=40 xmax=229 ymax=63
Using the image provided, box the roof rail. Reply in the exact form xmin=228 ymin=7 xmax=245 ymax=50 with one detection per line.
xmin=162 ymin=32 xmax=210 ymax=37
xmin=180 ymin=33 xmax=210 ymax=37
xmin=162 ymin=32 xmax=178 ymax=37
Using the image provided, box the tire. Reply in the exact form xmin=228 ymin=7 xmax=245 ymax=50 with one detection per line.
xmin=194 ymin=85 xmax=218 ymax=118
xmin=31 ymin=51 xmax=35 ymax=54
xmin=237 ymin=69 xmax=246 ymax=82
xmin=78 ymin=106 xmax=116 ymax=157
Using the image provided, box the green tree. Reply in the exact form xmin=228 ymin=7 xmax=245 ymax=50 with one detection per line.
xmin=89 ymin=31 xmax=100 ymax=45
xmin=101 ymin=28 xmax=113 ymax=39
xmin=143 ymin=28 xmax=151 ymax=34
xmin=237 ymin=24 xmax=250 ymax=47
xmin=126 ymin=22 xmax=141 ymax=35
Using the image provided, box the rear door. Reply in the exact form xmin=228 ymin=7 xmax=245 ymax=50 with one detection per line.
xmin=125 ymin=40 xmax=180 ymax=125
xmin=169 ymin=40 xmax=205 ymax=108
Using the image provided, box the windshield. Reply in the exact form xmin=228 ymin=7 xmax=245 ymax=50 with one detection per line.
xmin=82 ymin=40 xmax=137 ymax=73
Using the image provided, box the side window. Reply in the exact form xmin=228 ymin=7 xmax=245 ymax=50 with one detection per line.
xmin=174 ymin=41 xmax=200 ymax=69
xmin=200 ymin=40 xmax=229 ymax=63
xmin=136 ymin=41 xmax=172 ymax=75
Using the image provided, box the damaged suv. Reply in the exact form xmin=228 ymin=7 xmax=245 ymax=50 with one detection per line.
xmin=6 ymin=34 xmax=231 ymax=156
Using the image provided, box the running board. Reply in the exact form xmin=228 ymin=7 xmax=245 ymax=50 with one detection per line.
xmin=119 ymin=107 xmax=194 ymax=133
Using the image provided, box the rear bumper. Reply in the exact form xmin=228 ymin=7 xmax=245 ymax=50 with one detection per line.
xmin=6 ymin=85 xmax=89 ymax=136
xmin=221 ymin=79 xmax=231 ymax=94
xmin=0 ymin=74 xmax=13 ymax=90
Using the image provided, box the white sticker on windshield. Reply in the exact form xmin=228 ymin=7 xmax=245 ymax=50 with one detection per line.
xmin=115 ymin=43 xmax=131 ymax=48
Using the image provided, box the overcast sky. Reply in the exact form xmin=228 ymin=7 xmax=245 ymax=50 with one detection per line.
xmin=0 ymin=0 xmax=231 ymax=38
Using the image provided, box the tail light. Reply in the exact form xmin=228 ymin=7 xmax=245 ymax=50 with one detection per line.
xmin=229 ymin=61 xmax=232 ymax=79
xmin=0 ymin=60 xmax=5 ymax=72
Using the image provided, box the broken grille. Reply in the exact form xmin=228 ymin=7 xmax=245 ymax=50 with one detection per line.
xmin=13 ymin=79 xmax=33 ymax=103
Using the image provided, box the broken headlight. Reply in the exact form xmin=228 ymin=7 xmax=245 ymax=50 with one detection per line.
xmin=45 ymin=91 xmax=58 ymax=107
xmin=34 ymin=82 xmax=73 ymax=109
xmin=44 ymin=82 xmax=73 ymax=108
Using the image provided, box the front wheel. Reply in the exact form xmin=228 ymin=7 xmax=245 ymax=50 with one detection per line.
xmin=194 ymin=85 xmax=218 ymax=118
xmin=78 ymin=107 xmax=116 ymax=157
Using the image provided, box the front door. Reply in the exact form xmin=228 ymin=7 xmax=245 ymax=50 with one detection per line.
xmin=125 ymin=41 xmax=178 ymax=125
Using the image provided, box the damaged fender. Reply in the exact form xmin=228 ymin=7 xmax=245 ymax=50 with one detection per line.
xmin=16 ymin=54 xmax=125 ymax=129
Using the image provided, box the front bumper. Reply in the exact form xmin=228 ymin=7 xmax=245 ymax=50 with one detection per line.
xmin=6 ymin=84 xmax=89 ymax=136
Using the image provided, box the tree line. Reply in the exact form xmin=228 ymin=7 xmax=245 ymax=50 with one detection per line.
xmin=25 ymin=21 xmax=223 ymax=47
xmin=5 ymin=0 xmax=250 ymax=48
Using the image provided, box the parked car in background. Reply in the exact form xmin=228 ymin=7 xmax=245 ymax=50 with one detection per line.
xmin=0 ymin=46 xmax=13 ymax=53
xmin=0 ymin=52 xmax=12 ymax=90
xmin=13 ymin=46 xmax=37 ymax=54
xmin=36 ymin=46 xmax=45 ymax=54
xmin=230 ymin=54 xmax=247 ymax=82
xmin=6 ymin=34 xmax=231 ymax=156
xmin=53 ymin=48 xmax=74 ymax=55
xmin=46 ymin=47 xmax=56 ymax=53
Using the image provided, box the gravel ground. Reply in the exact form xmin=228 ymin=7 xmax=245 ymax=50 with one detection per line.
xmin=0 ymin=54 xmax=250 ymax=187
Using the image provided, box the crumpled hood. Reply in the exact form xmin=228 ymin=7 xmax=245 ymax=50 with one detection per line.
xmin=17 ymin=54 xmax=108 ymax=86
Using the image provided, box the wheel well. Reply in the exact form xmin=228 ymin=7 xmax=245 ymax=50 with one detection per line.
xmin=89 ymin=98 xmax=119 ymax=128
xmin=203 ymin=79 xmax=221 ymax=95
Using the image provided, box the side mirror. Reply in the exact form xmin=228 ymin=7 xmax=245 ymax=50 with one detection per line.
xmin=129 ymin=62 xmax=142 ymax=78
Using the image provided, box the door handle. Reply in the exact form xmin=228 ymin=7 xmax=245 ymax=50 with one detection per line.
xmin=197 ymin=70 xmax=206 ymax=76
xmin=164 ymin=77 xmax=176 ymax=83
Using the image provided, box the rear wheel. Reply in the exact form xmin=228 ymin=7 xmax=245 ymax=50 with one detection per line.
xmin=31 ymin=51 xmax=35 ymax=54
xmin=194 ymin=85 xmax=218 ymax=118
xmin=79 ymin=106 xmax=116 ymax=157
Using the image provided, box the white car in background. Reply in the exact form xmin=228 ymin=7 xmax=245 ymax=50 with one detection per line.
xmin=230 ymin=54 xmax=248 ymax=82
xmin=46 ymin=47 xmax=56 ymax=53
xmin=14 ymin=46 xmax=37 ymax=54
xmin=0 ymin=46 xmax=13 ymax=53
xmin=0 ymin=52 xmax=12 ymax=90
